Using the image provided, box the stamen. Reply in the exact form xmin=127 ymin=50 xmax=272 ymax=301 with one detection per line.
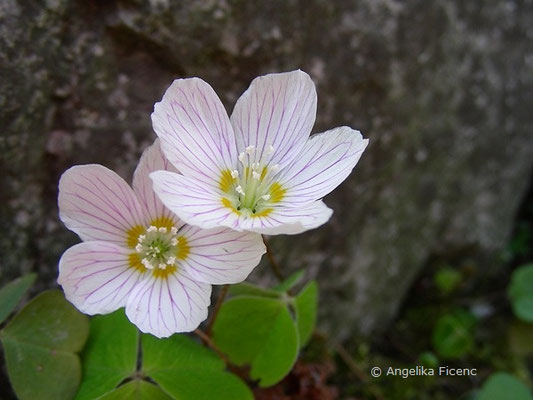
xmin=142 ymin=259 xmax=154 ymax=269
xmin=267 ymin=144 xmax=275 ymax=155
xmin=270 ymin=164 xmax=280 ymax=173
xmin=158 ymin=227 xmax=167 ymax=233
xmin=167 ymin=256 xmax=176 ymax=265
xmin=138 ymin=235 xmax=145 ymax=243
xmin=147 ymin=226 xmax=157 ymax=233
xmin=159 ymin=263 xmax=167 ymax=270
xmin=252 ymin=171 xmax=260 ymax=180
xmin=171 ymin=238 xmax=178 ymax=246
xmin=261 ymin=194 xmax=271 ymax=201
xmin=231 ymin=170 xmax=239 ymax=179
xmin=238 ymin=152 xmax=245 ymax=163
xmin=170 ymin=226 xmax=178 ymax=235
xmin=245 ymin=145 xmax=255 ymax=154
xmin=135 ymin=244 xmax=143 ymax=253
xmin=236 ymin=185 xmax=245 ymax=196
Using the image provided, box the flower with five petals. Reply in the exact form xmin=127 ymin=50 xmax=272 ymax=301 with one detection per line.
xmin=151 ymin=70 xmax=368 ymax=235
xmin=57 ymin=140 xmax=265 ymax=337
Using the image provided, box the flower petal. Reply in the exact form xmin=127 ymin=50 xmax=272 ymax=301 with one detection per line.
xmin=58 ymin=241 xmax=144 ymax=315
xmin=150 ymin=170 xmax=241 ymax=231
xmin=59 ymin=164 xmax=147 ymax=246
xmin=125 ymin=269 xmax=211 ymax=338
xmin=152 ymin=77 xmax=237 ymax=187
xmin=132 ymin=139 xmax=183 ymax=228
xmin=230 ymin=70 xmax=317 ymax=168
xmin=178 ymin=226 xmax=266 ymax=284
xmin=238 ymin=201 xmax=333 ymax=235
xmin=277 ymin=127 xmax=369 ymax=206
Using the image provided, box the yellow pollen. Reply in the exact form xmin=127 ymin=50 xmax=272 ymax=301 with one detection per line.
xmin=219 ymin=169 xmax=235 ymax=193
xmin=128 ymin=253 xmax=147 ymax=272
xmin=269 ymin=182 xmax=286 ymax=203
xmin=126 ymin=225 xmax=145 ymax=248
xmin=222 ymin=197 xmax=241 ymax=215
xmin=150 ymin=216 xmax=174 ymax=230
xmin=153 ymin=265 xmax=177 ymax=279
xmin=175 ymin=236 xmax=190 ymax=260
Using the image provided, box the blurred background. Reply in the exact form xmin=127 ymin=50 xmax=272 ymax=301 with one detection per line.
xmin=1 ymin=0 xmax=532 ymax=398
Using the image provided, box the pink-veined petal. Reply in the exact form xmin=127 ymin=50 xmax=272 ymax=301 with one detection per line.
xmin=59 ymin=165 xmax=147 ymax=246
xmin=238 ymin=201 xmax=333 ymax=235
xmin=125 ymin=269 xmax=211 ymax=338
xmin=178 ymin=226 xmax=265 ymax=284
xmin=230 ymin=70 xmax=317 ymax=169
xmin=152 ymin=77 xmax=237 ymax=187
xmin=58 ymin=241 xmax=145 ymax=315
xmin=150 ymin=170 xmax=241 ymax=231
xmin=132 ymin=139 xmax=183 ymax=228
xmin=277 ymin=127 xmax=368 ymax=206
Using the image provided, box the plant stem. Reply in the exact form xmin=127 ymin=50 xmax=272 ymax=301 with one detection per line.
xmin=194 ymin=329 xmax=230 ymax=365
xmin=206 ymin=284 xmax=229 ymax=336
xmin=263 ymin=235 xmax=284 ymax=281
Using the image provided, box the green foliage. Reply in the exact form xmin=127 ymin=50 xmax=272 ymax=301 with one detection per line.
xmin=418 ymin=351 xmax=439 ymax=368
xmin=214 ymin=279 xmax=318 ymax=386
xmin=0 ymin=290 xmax=89 ymax=400
xmin=75 ymin=310 xmax=138 ymax=400
xmin=0 ymin=273 xmax=36 ymax=324
xmin=294 ymin=281 xmax=318 ymax=346
xmin=434 ymin=267 xmax=461 ymax=295
xmin=229 ymin=282 xmax=280 ymax=298
xmin=98 ymin=380 xmax=172 ymax=400
xmin=478 ymin=372 xmax=533 ymax=400
xmin=273 ymin=270 xmax=305 ymax=292
xmin=213 ymin=296 xmax=299 ymax=387
xmin=432 ymin=309 xmax=476 ymax=359
xmin=142 ymin=334 xmax=253 ymax=400
xmin=508 ymin=264 xmax=533 ymax=322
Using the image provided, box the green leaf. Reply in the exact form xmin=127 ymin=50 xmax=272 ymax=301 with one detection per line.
xmin=434 ymin=267 xmax=461 ymax=294
xmin=508 ymin=264 xmax=533 ymax=322
xmin=0 ymin=290 xmax=89 ymax=400
xmin=98 ymin=380 xmax=172 ymax=400
xmin=143 ymin=334 xmax=253 ymax=400
xmin=0 ymin=273 xmax=36 ymax=325
xmin=432 ymin=309 xmax=476 ymax=359
xmin=75 ymin=310 xmax=138 ymax=400
xmin=229 ymin=282 xmax=280 ymax=298
xmin=478 ymin=372 xmax=533 ymax=400
xmin=273 ymin=270 xmax=304 ymax=292
xmin=213 ymin=296 xmax=299 ymax=387
xmin=293 ymin=281 xmax=318 ymax=347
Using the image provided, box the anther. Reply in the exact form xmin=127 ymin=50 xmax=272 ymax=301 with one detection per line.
xmin=267 ymin=144 xmax=275 ymax=155
xmin=231 ymin=170 xmax=239 ymax=179
xmin=138 ymin=235 xmax=145 ymax=243
xmin=238 ymin=152 xmax=245 ymax=163
xmin=167 ymin=256 xmax=176 ymax=265
xmin=261 ymin=194 xmax=271 ymax=201
xmin=159 ymin=263 xmax=167 ymax=270
xmin=170 ymin=227 xmax=178 ymax=235
xmin=245 ymin=145 xmax=255 ymax=154
xmin=236 ymin=185 xmax=245 ymax=196
xmin=135 ymin=244 xmax=143 ymax=253
xmin=171 ymin=238 xmax=178 ymax=246
xmin=271 ymin=164 xmax=280 ymax=173
xmin=147 ymin=226 xmax=157 ymax=233
xmin=158 ymin=227 xmax=167 ymax=233
xmin=252 ymin=171 xmax=260 ymax=180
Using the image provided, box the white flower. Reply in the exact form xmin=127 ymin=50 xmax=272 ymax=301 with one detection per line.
xmin=150 ymin=70 xmax=369 ymax=235
xmin=57 ymin=140 xmax=265 ymax=338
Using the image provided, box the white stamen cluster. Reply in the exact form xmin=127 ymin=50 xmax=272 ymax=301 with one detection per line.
xmin=136 ymin=225 xmax=180 ymax=270
xmin=225 ymin=144 xmax=281 ymax=216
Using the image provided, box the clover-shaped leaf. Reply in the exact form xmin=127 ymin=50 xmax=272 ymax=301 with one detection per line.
xmin=0 ymin=290 xmax=89 ymax=400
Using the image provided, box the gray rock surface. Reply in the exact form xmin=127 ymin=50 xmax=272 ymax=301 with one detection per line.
xmin=1 ymin=0 xmax=532 ymax=340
